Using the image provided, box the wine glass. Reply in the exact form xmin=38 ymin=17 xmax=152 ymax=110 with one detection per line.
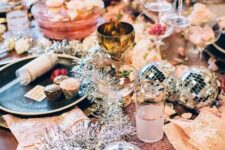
xmin=148 ymin=20 xmax=174 ymax=57
xmin=142 ymin=0 xmax=172 ymax=23
xmin=93 ymin=64 xmax=138 ymax=106
xmin=187 ymin=21 xmax=222 ymax=64
xmin=144 ymin=0 xmax=172 ymax=13
xmin=96 ymin=21 xmax=135 ymax=61
xmin=163 ymin=0 xmax=190 ymax=28
xmin=171 ymin=0 xmax=189 ymax=28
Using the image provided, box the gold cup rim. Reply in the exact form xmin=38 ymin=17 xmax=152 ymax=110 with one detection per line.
xmin=97 ymin=21 xmax=135 ymax=39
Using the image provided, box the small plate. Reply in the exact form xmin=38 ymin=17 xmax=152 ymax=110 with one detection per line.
xmin=0 ymin=54 xmax=87 ymax=116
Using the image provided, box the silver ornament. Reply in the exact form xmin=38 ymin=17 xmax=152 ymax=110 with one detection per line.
xmin=139 ymin=61 xmax=177 ymax=101
xmin=164 ymin=76 xmax=179 ymax=101
xmin=140 ymin=61 xmax=175 ymax=82
xmin=178 ymin=67 xmax=219 ymax=109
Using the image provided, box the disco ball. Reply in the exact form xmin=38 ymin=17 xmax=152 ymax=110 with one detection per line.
xmin=178 ymin=67 xmax=219 ymax=109
xmin=140 ymin=61 xmax=175 ymax=81
xmin=139 ymin=61 xmax=177 ymax=101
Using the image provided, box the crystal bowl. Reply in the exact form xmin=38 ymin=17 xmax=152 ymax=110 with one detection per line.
xmin=32 ymin=2 xmax=102 ymax=40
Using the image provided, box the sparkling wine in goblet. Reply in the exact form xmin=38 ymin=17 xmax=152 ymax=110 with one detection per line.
xmin=97 ymin=21 xmax=135 ymax=61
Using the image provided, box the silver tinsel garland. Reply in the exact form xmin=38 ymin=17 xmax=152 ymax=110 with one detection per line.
xmin=45 ymin=40 xmax=87 ymax=58
xmin=34 ymin=48 xmax=135 ymax=150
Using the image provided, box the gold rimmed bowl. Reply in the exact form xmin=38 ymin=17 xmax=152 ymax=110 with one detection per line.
xmin=97 ymin=21 xmax=135 ymax=61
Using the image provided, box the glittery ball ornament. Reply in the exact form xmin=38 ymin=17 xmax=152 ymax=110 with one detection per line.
xmin=178 ymin=67 xmax=219 ymax=109
xmin=139 ymin=61 xmax=177 ymax=100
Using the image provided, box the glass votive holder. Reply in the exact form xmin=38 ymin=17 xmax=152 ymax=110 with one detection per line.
xmin=134 ymin=80 xmax=167 ymax=143
xmin=6 ymin=9 xmax=29 ymax=35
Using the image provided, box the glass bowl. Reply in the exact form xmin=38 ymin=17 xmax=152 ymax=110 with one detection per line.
xmin=32 ymin=2 xmax=102 ymax=40
xmin=93 ymin=64 xmax=138 ymax=98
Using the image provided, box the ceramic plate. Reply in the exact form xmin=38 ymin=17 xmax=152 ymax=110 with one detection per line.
xmin=0 ymin=54 xmax=87 ymax=116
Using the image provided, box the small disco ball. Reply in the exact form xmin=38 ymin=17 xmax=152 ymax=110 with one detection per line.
xmin=139 ymin=61 xmax=177 ymax=101
xmin=140 ymin=61 xmax=175 ymax=82
xmin=178 ymin=67 xmax=219 ymax=109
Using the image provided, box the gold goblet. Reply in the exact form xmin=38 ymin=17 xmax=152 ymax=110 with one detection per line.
xmin=97 ymin=21 xmax=135 ymax=61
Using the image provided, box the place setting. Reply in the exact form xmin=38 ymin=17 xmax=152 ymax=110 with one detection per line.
xmin=0 ymin=0 xmax=225 ymax=150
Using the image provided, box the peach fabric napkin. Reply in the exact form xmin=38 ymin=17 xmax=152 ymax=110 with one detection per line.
xmin=3 ymin=108 xmax=88 ymax=150
xmin=164 ymin=111 xmax=225 ymax=150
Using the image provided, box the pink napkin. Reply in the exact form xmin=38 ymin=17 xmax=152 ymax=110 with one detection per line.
xmin=3 ymin=108 xmax=88 ymax=150
xmin=164 ymin=111 xmax=225 ymax=150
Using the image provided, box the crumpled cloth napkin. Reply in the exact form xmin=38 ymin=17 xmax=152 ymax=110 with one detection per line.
xmin=3 ymin=108 xmax=88 ymax=150
xmin=164 ymin=111 xmax=225 ymax=150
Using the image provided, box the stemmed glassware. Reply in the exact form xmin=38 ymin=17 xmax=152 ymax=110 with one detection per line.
xmin=95 ymin=21 xmax=137 ymax=105
xmin=142 ymin=0 xmax=189 ymax=28
xmin=187 ymin=20 xmax=222 ymax=64
xmin=167 ymin=0 xmax=190 ymax=28
xmin=93 ymin=64 xmax=138 ymax=106
xmin=141 ymin=1 xmax=174 ymax=57
xmin=143 ymin=0 xmax=172 ymax=23
xmin=143 ymin=0 xmax=173 ymax=15
xmin=96 ymin=21 xmax=135 ymax=62
xmin=148 ymin=20 xmax=174 ymax=57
